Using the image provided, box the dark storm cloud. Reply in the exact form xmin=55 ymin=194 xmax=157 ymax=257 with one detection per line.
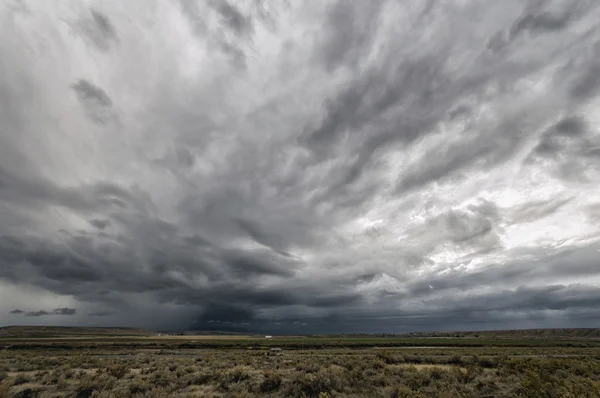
xmin=10 ymin=309 xmax=24 ymax=314
xmin=0 ymin=165 xmax=154 ymax=216
xmin=25 ymin=310 xmax=50 ymax=317
xmin=89 ymin=219 xmax=110 ymax=230
xmin=305 ymin=55 xmax=445 ymax=155
xmin=71 ymin=79 xmax=116 ymax=125
xmin=510 ymin=7 xmax=574 ymax=40
xmin=53 ymin=307 xmax=77 ymax=315
xmin=21 ymin=308 xmax=77 ymax=317
xmin=554 ymin=116 xmax=586 ymax=136
xmin=2 ymin=0 xmax=600 ymax=333
xmin=306 ymin=2 xmax=575 ymax=197
xmin=224 ymin=247 xmax=296 ymax=278
xmin=533 ymin=116 xmax=588 ymax=156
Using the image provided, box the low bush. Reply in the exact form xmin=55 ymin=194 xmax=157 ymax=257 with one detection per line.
xmin=260 ymin=371 xmax=282 ymax=393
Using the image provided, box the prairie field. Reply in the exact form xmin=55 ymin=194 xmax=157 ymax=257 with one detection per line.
xmin=1 ymin=334 xmax=600 ymax=397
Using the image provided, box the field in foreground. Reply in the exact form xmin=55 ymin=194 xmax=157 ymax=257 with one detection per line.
xmin=1 ymin=336 xmax=600 ymax=397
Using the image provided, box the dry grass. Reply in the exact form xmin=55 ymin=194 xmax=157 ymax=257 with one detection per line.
xmin=0 ymin=346 xmax=599 ymax=397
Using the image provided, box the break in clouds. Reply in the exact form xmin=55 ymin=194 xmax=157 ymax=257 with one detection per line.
xmin=1 ymin=0 xmax=600 ymax=333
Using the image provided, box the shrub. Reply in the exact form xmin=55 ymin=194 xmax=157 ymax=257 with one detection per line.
xmin=448 ymin=355 xmax=463 ymax=365
xmin=12 ymin=374 xmax=30 ymax=386
xmin=388 ymin=386 xmax=427 ymax=398
xmin=128 ymin=380 xmax=152 ymax=395
xmin=190 ymin=370 xmax=214 ymax=385
xmin=12 ymin=389 xmax=38 ymax=398
xmin=477 ymin=358 xmax=495 ymax=368
xmin=518 ymin=370 xmax=549 ymax=398
xmin=428 ymin=367 xmax=445 ymax=381
xmin=75 ymin=385 xmax=96 ymax=398
xmin=224 ymin=365 xmax=250 ymax=383
xmin=106 ymin=364 xmax=129 ymax=379
xmin=149 ymin=367 xmax=172 ymax=384
xmin=286 ymin=366 xmax=350 ymax=397
xmin=260 ymin=372 xmax=282 ymax=393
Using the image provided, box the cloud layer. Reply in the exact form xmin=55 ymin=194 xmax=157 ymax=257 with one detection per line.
xmin=1 ymin=0 xmax=600 ymax=333
xmin=10 ymin=308 xmax=78 ymax=317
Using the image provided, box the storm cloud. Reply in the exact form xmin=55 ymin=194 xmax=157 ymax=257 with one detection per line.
xmin=13 ymin=308 xmax=78 ymax=317
xmin=1 ymin=0 xmax=600 ymax=333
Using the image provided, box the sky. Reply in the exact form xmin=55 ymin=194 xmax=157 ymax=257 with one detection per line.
xmin=1 ymin=0 xmax=600 ymax=334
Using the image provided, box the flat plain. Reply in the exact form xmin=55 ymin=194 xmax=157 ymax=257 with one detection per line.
xmin=1 ymin=328 xmax=600 ymax=397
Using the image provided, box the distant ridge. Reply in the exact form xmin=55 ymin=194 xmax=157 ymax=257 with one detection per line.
xmin=400 ymin=328 xmax=600 ymax=339
xmin=160 ymin=330 xmax=253 ymax=335
xmin=0 ymin=326 xmax=154 ymax=338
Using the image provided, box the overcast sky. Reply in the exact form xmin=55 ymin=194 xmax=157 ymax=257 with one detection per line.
xmin=1 ymin=0 xmax=600 ymax=334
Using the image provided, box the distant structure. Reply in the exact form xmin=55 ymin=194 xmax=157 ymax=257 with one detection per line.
xmin=265 ymin=335 xmax=272 ymax=339
xmin=269 ymin=347 xmax=283 ymax=355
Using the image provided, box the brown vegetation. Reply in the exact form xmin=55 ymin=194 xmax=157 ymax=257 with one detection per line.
xmin=1 ymin=343 xmax=599 ymax=397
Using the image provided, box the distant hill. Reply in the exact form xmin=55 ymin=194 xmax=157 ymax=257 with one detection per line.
xmin=401 ymin=328 xmax=600 ymax=340
xmin=0 ymin=326 xmax=154 ymax=338
xmin=163 ymin=330 xmax=254 ymax=336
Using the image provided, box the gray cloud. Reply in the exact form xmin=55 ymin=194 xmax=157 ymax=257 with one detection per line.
xmin=71 ymin=79 xmax=116 ymax=125
xmin=211 ymin=1 xmax=253 ymax=37
xmin=88 ymin=311 xmax=113 ymax=317
xmin=527 ymin=113 xmax=600 ymax=181
xmin=317 ymin=1 xmax=384 ymax=71
xmin=25 ymin=310 xmax=50 ymax=317
xmin=89 ymin=219 xmax=110 ymax=230
xmin=77 ymin=8 xmax=119 ymax=51
xmin=53 ymin=307 xmax=77 ymax=316
xmin=1 ymin=0 xmax=600 ymax=333
xmin=22 ymin=308 xmax=77 ymax=317
xmin=10 ymin=309 xmax=24 ymax=314
xmin=510 ymin=8 xmax=573 ymax=40
xmin=179 ymin=0 xmax=262 ymax=69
